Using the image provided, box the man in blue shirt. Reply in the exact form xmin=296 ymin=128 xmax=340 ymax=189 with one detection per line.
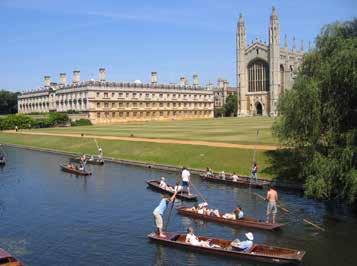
xmin=153 ymin=193 xmax=176 ymax=238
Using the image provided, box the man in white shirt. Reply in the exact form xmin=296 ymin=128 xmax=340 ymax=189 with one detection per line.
xmin=181 ymin=167 xmax=191 ymax=195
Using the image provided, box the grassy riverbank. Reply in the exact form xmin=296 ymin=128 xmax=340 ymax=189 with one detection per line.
xmin=0 ymin=132 xmax=274 ymax=179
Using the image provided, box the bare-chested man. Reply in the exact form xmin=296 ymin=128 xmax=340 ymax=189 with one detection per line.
xmin=266 ymin=185 xmax=278 ymax=224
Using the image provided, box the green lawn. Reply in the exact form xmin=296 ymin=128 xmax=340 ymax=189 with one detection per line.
xmin=31 ymin=117 xmax=277 ymax=145
xmin=0 ymin=132 xmax=274 ymax=179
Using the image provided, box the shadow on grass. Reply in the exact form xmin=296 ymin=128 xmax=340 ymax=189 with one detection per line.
xmin=262 ymin=148 xmax=306 ymax=185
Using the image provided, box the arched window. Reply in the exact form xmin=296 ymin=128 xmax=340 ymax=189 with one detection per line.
xmin=248 ymin=60 xmax=269 ymax=92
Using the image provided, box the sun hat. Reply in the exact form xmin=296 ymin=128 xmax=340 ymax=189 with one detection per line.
xmin=245 ymin=232 xmax=254 ymax=241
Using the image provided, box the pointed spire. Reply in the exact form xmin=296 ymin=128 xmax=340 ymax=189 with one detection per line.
xmin=239 ymin=13 xmax=244 ymax=24
xmin=284 ymin=34 xmax=288 ymax=48
xmin=300 ymin=40 xmax=304 ymax=52
xmin=292 ymin=36 xmax=296 ymax=51
xmin=271 ymin=6 xmax=278 ymax=20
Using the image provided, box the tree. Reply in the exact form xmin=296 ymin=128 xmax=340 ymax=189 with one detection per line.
xmin=273 ymin=19 xmax=357 ymax=203
xmin=0 ymin=90 xmax=20 ymax=114
xmin=224 ymin=94 xmax=237 ymax=117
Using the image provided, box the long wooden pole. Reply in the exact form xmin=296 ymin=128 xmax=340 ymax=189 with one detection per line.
xmin=252 ymin=129 xmax=259 ymax=164
xmin=190 ymin=181 xmax=208 ymax=203
xmin=165 ymin=198 xmax=176 ymax=231
xmin=0 ymin=144 xmax=7 ymax=157
xmin=94 ymin=138 xmax=99 ymax=150
xmin=254 ymin=192 xmax=325 ymax=231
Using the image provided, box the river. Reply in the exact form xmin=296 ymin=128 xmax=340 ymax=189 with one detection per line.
xmin=0 ymin=146 xmax=356 ymax=265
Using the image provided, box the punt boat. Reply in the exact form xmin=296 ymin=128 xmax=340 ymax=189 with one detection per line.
xmin=146 ymin=180 xmax=197 ymax=201
xmin=0 ymin=248 xmax=23 ymax=266
xmin=148 ymin=232 xmax=305 ymax=264
xmin=0 ymin=158 xmax=5 ymax=165
xmin=200 ymin=174 xmax=270 ymax=189
xmin=59 ymin=165 xmax=92 ymax=176
xmin=177 ymin=207 xmax=283 ymax=231
xmin=70 ymin=156 xmax=104 ymax=165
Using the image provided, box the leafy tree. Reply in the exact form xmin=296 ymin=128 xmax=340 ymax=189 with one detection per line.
xmin=273 ymin=19 xmax=357 ymax=203
xmin=224 ymin=94 xmax=237 ymax=117
xmin=0 ymin=90 xmax=20 ymax=114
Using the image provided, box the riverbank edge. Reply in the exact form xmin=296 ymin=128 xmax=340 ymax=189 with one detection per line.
xmin=3 ymin=143 xmax=304 ymax=191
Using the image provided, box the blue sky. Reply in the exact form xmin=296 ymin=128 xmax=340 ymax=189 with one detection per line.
xmin=0 ymin=0 xmax=355 ymax=91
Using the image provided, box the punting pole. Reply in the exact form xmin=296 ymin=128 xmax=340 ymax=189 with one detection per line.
xmin=254 ymin=192 xmax=325 ymax=231
xmin=94 ymin=138 xmax=99 ymax=150
xmin=165 ymin=197 xmax=176 ymax=231
xmin=190 ymin=181 xmax=208 ymax=203
xmin=252 ymin=129 xmax=259 ymax=164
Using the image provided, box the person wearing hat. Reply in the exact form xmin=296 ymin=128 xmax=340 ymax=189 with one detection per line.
xmin=153 ymin=193 xmax=176 ymax=238
xmin=231 ymin=232 xmax=254 ymax=252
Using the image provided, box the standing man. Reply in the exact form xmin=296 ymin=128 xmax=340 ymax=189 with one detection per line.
xmin=181 ymin=167 xmax=191 ymax=195
xmin=98 ymin=147 xmax=103 ymax=160
xmin=251 ymin=162 xmax=258 ymax=183
xmin=266 ymin=185 xmax=278 ymax=224
xmin=153 ymin=193 xmax=176 ymax=238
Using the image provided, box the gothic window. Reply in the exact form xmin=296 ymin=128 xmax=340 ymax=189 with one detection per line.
xmin=248 ymin=60 xmax=269 ymax=92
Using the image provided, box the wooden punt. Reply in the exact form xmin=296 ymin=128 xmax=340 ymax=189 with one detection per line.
xmin=0 ymin=158 xmax=5 ymax=165
xmin=200 ymin=174 xmax=269 ymax=189
xmin=60 ymin=165 xmax=92 ymax=176
xmin=70 ymin=156 xmax=104 ymax=165
xmin=177 ymin=207 xmax=283 ymax=231
xmin=146 ymin=180 xmax=197 ymax=201
xmin=0 ymin=247 xmax=23 ymax=266
xmin=148 ymin=232 xmax=305 ymax=264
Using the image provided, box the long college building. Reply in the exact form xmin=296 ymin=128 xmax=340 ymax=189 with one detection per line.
xmin=237 ymin=7 xmax=304 ymax=116
xmin=18 ymin=70 xmax=214 ymax=124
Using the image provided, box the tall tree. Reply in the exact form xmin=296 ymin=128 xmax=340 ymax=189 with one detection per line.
xmin=273 ymin=19 xmax=357 ymax=203
xmin=224 ymin=94 xmax=237 ymax=117
xmin=0 ymin=90 xmax=20 ymax=114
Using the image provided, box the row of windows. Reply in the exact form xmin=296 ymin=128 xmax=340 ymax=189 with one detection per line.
xmin=96 ymin=110 xmax=212 ymax=118
xmin=96 ymin=102 xmax=212 ymax=108
xmin=97 ymin=92 xmax=211 ymax=99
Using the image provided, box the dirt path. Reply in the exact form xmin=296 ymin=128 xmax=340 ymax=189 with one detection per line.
xmin=7 ymin=131 xmax=279 ymax=150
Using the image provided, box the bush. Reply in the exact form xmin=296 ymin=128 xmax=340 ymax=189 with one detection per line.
xmin=0 ymin=114 xmax=34 ymax=130
xmin=33 ymin=118 xmax=53 ymax=128
xmin=48 ymin=112 xmax=69 ymax=126
xmin=71 ymin=119 xmax=92 ymax=127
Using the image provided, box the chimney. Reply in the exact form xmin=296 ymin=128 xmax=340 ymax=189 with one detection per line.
xmin=72 ymin=70 xmax=80 ymax=84
xmin=59 ymin=73 xmax=67 ymax=85
xmin=44 ymin=76 xmax=51 ymax=87
xmin=179 ymin=77 xmax=187 ymax=86
xmin=99 ymin=68 xmax=106 ymax=81
xmin=193 ymin=74 xmax=199 ymax=87
xmin=151 ymin=72 xmax=158 ymax=85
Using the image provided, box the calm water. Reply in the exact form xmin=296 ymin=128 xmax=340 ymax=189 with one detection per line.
xmin=0 ymin=146 xmax=356 ymax=266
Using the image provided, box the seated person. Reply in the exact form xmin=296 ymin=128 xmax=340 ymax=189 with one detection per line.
xmin=209 ymin=209 xmax=221 ymax=217
xmin=222 ymin=212 xmax=236 ymax=220
xmin=79 ymin=164 xmax=84 ymax=171
xmin=234 ymin=206 xmax=244 ymax=219
xmin=185 ymin=227 xmax=220 ymax=248
xmin=232 ymin=173 xmax=239 ymax=182
xmin=67 ymin=162 xmax=73 ymax=169
xmin=159 ymin=177 xmax=168 ymax=189
xmin=231 ymin=232 xmax=254 ymax=252
xmin=205 ymin=167 xmax=213 ymax=177
xmin=220 ymin=171 xmax=226 ymax=180
xmin=174 ymin=181 xmax=183 ymax=193
xmin=188 ymin=204 xmax=199 ymax=211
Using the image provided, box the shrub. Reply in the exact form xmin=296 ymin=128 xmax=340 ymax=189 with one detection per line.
xmin=48 ymin=112 xmax=69 ymax=126
xmin=71 ymin=119 xmax=92 ymax=126
xmin=0 ymin=114 xmax=34 ymax=130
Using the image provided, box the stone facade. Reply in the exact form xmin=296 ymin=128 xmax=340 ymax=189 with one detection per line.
xmin=212 ymin=79 xmax=237 ymax=109
xmin=18 ymin=70 xmax=214 ymax=124
xmin=237 ymin=7 xmax=304 ymax=116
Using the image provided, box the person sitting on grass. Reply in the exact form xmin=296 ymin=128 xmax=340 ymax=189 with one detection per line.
xmin=231 ymin=232 xmax=254 ymax=252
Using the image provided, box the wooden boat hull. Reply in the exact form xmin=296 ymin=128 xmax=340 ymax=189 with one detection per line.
xmin=200 ymin=175 xmax=269 ymax=189
xmin=148 ymin=232 xmax=305 ymax=265
xmin=0 ymin=247 xmax=24 ymax=266
xmin=0 ymin=160 xmax=5 ymax=165
xmin=146 ymin=180 xmax=197 ymax=201
xmin=177 ymin=207 xmax=283 ymax=231
xmin=60 ymin=165 xmax=92 ymax=176
xmin=70 ymin=157 xmax=104 ymax=165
